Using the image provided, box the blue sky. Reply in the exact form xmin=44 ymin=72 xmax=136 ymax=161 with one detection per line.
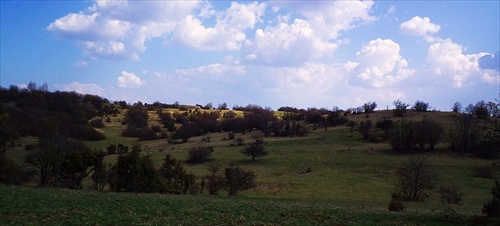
xmin=1 ymin=0 xmax=499 ymax=110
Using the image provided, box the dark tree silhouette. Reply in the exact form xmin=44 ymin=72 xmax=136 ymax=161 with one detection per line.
xmin=394 ymin=157 xmax=438 ymax=202
xmin=393 ymin=99 xmax=410 ymax=117
xmin=225 ymin=164 xmax=256 ymax=196
xmin=242 ymin=137 xmax=267 ymax=161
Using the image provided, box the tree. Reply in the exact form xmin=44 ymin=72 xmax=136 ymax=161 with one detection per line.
xmin=91 ymin=162 xmax=111 ymax=191
xmin=414 ymin=117 xmax=443 ymax=151
xmin=375 ymin=117 xmax=393 ymax=141
xmin=158 ymin=154 xmax=196 ymax=194
xmin=412 ymin=100 xmax=430 ymax=112
xmin=110 ymin=151 xmax=164 ymax=193
xmin=225 ymin=164 xmax=256 ymax=196
xmin=124 ymin=105 xmax=149 ymax=128
xmin=449 ymin=113 xmax=480 ymax=153
xmin=393 ymin=99 xmax=410 ymax=117
xmin=394 ymin=157 xmax=438 ymax=202
xmin=452 ymin=102 xmax=462 ymax=113
xmin=357 ymin=119 xmax=372 ymax=140
xmin=346 ymin=120 xmax=357 ymax=137
xmin=24 ymin=138 xmax=104 ymax=189
xmin=218 ymin=102 xmax=229 ymax=110
xmin=483 ymin=179 xmax=500 ymax=218
xmin=186 ymin=146 xmax=213 ymax=164
xmin=242 ymin=137 xmax=267 ymax=161
xmin=363 ymin=101 xmax=377 ymax=113
xmin=389 ymin=119 xmax=415 ymax=153
xmin=205 ymin=163 xmax=225 ymax=195
xmin=1 ymin=149 xmax=32 ymax=185
xmin=473 ymin=100 xmax=489 ymax=119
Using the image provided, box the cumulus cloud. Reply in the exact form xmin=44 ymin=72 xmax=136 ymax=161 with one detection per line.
xmin=241 ymin=0 xmax=374 ymax=66
xmin=349 ymin=38 xmax=414 ymax=88
xmin=277 ymin=1 xmax=375 ymax=40
xmin=426 ymin=39 xmax=488 ymax=88
xmin=175 ymin=63 xmax=245 ymax=77
xmin=400 ymin=16 xmax=440 ymax=37
xmin=54 ymin=82 xmax=106 ymax=96
xmin=172 ymin=2 xmax=266 ymax=50
xmin=243 ymin=19 xmax=337 ymax=66
xmin=117 ymin=71 xmax=145 ymax=88
xmin=47 ymin=1 xmax=200 ymax=61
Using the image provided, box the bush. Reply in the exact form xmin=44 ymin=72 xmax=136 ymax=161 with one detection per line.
xmin=438 ymin=185 xmax=463 ymax=205
xmin=483 ymin=179 xmax=500 ymax=218
xmin=90 ymin=117 xmax=104 ymax=128
xmin=225 ymin=164 xmax=256 ymax=196
xmin=159 ymin=154 xmax=196 ymax=194
xmin=393 ymin=157 xmax=438 ymax=202
xmin=110 ymin=151 xmax=164 ymax=193
xmin=393 ymin=99 xmax=409 ymax=117
xmin=186 ymin=146 xmax=213 ymax=164
xmin=206 ymin=163 xmax=225 ymax=195
xmin=388 ymin=193 xmax=406 ymax=212
xmin=151 ymin=125 xmax=162 ymax=133
xmin=0 ymin=151 xmax=33 ymax=185
xmin=70 ymin=125 xmax=105 ymax=141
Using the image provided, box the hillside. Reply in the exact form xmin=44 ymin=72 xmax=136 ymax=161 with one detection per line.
xmin=1 ymin=87 xmax=500 ymax=225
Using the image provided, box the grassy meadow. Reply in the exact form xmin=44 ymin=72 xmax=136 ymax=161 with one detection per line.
xmin=2 ymin=108 xmax=499 ymax=225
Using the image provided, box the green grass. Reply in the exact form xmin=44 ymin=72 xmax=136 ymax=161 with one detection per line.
xmin=3 ymin=109 xmax=498 ymax=225
xmin=0 ymin=185 xmax=477 ymax=225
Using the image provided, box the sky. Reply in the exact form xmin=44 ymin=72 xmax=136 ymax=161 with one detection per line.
xmin=1 ymin=0 xmax=499 ymax=111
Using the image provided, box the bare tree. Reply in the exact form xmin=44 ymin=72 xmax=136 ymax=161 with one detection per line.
xmin=449 ymin=113 xmax=480 ymax=153
xmin=452 ymin=102 xmax=462 ymax=113
xmin=412 ymin=100 xmax=430 ymax=112
xmin=394 ymin=157 xmax=438 ymax=202
xmin=393 ymin=99 xmax=410 ymax=117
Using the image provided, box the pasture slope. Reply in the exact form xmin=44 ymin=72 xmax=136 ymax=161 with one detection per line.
xmin=2 ymin=109 xmax=498 ymax=225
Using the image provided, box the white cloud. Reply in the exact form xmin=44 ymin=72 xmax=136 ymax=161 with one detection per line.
xmin=278 ymin=0 xmax=375 ymax=40
xmin=243 ymin=19 xmax=337 ymax=66
xmin=426 ymin=39 xmax=495 ymax=88
xmin=172 ymin=2 xmax=266 ymax=50
xmin=47 ymin=1 xmax=200 ymax=61
xmin=175 ymin=63 xmax=245 ymax=77
xmin=400 ymin=16 xmax=440 ymax=37
xmin=117 ymin=71 xmax=145 ymax=88
xmin=349 ymin=38 xmax=414 ymax=88
xmin=54 ymin=82 xmax=106 ymax=97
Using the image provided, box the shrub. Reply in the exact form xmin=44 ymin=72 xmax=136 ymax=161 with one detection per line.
xmin=186 ymin=146 xmax=213 ymax=164
xmin=107 ymin=144 xmax=117 ymax=155
xmin=206 ymin=163 xmax=225 ymax=195
xmin=90 ymin=117 xmax=104 ymax=128
xmin=438 ymin=185 xmax=463 ymax=205
xmin=110 ymin=151 xmax=164 ymax=193
xmin=159 ymin=154 xmax=196 ymax=194
xmin=225 ymin=164 xmax=256 ymax=196
xmin=0 ymin=150 xmax=33 ymax=185
xmin=388 ymin=193 xmax=406 ymax=212
xmin=483 ymin=179 xmax=500 ymax=218
xmin=151 ymin=125 xmax=162 ymax=133
xmin=393 ymin=157 xmax=438 ymax=202
xmin=233 ymin=137 xmax=245 ymax=146
xmin=393 ymin=99 xmax=410 ymax=117
xmin=242 ymin=137 xmax=267 ymax=161
xmin=70 ymin=125 xmax=105 ymax=141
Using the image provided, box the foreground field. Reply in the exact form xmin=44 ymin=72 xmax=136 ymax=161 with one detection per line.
xmin=0 ymin=185 xmax=480 ymax=225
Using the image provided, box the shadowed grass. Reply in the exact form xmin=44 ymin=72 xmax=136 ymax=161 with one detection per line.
xmin=0 ymin=185 xmax=473 ymax=225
